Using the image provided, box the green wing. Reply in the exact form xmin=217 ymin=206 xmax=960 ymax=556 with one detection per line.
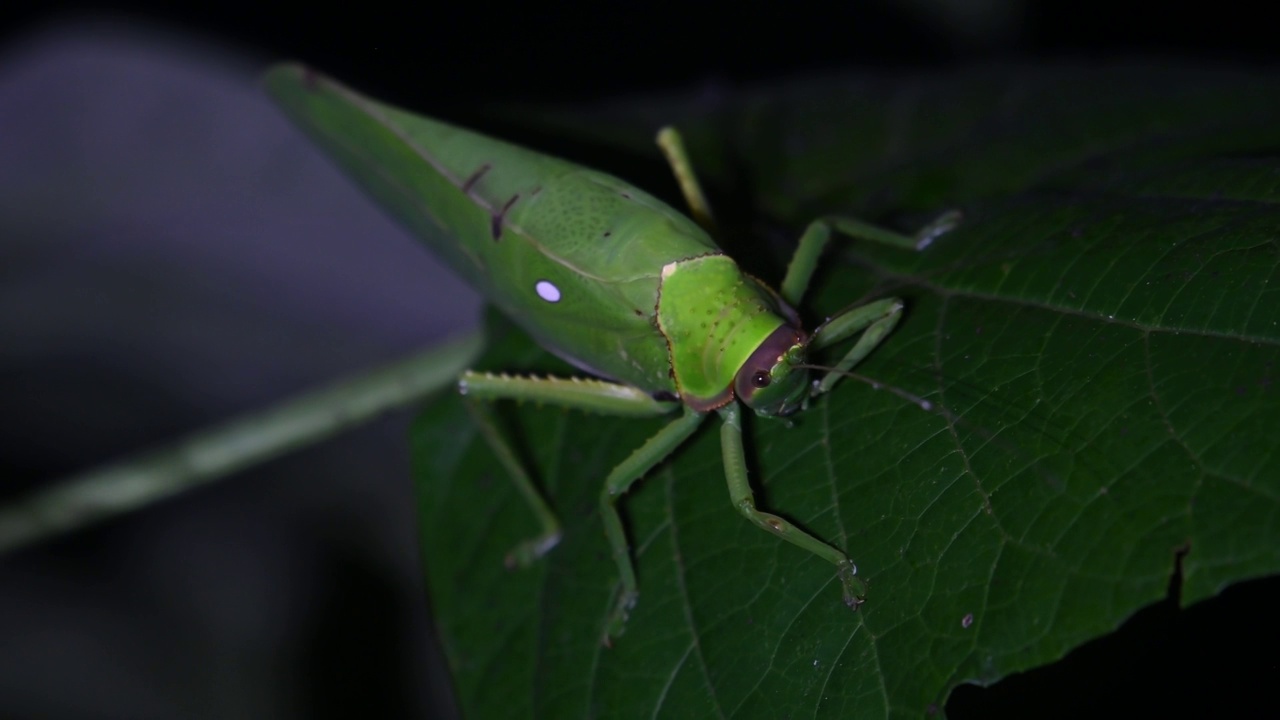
xmin=266 ymin=64 xmax=724 ymax=394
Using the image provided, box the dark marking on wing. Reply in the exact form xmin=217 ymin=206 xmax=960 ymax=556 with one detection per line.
xmin=603 ymin=230 xmax=613 ymax=238
xmin=490 ymin=194 xmax=521 ymax=241
xmin=462 ymin=163 xmax=491 ymax=193
xmin=619 ymin=192 xmax=632 ymax=200
xmin=652 ymin=390 xmax=679 ymax=403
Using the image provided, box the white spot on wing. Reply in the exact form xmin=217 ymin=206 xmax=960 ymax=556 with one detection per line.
xmin=535 ymin=280 xmax=561 ymax=303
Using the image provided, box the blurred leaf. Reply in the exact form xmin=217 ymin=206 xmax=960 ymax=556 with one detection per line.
xmin=274 ymin=64 xmax=1280 ymax=717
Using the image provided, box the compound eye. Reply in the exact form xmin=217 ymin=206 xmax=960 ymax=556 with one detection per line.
xmin=735 ymin=325 xmax=807 ymax=411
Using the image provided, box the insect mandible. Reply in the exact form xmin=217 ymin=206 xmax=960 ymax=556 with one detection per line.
xmin=266 ymin=64 xmax=961 ymax=645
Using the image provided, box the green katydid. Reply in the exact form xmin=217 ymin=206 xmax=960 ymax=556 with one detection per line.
xmin=265 ymin=64 xmax=960 ymax=644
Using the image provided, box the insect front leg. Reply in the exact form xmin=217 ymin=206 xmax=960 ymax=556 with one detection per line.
xmin=807 ymin=297 xmax=908 ymax=397
xmin=779 ymin=210 xmax=961 ymax=397
xmin=780 ymin=211 xmax=963 ymax=308
xmin=717 ymin=404 xmax=868 ymax=609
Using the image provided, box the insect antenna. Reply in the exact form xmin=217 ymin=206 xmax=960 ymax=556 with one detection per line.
xmin=797 ymin=364 xmax=948 ymax=415
xmin=793 ymin=363 xmax=1110 ymax=492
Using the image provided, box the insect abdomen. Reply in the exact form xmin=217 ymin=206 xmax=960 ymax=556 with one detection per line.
xmin=271 ymin=69 xmax=720 ymax=394
xmin=358 ymin=110 xmax=722 ymax=394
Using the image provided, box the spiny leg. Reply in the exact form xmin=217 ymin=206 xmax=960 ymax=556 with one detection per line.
xmin=599 ymin=406 xmax=706 ymax=645
xmin=656 ymin=126 xmax=716 ymax=234
xmin=780 ymin=211 xmax=962 ymax=308
xmin=717 ymin=404 xmax=868 ymax=609
xmin=460 ymin=371 xmax=679 ymax=418
xmin=458 ymin=371 xmax=677 ymax=574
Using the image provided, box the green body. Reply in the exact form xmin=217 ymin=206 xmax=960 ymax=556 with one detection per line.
xmin=267 ymin=63 xmax=960 ymax=644
xmin=271 ymin=73 xmax=787 ymax=408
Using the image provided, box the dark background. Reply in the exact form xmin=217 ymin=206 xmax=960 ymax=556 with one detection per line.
xmin=11 ymin=1 xmax=1280 ymax=106
xmin=1 ymin=1 xmax=1277 ymax=718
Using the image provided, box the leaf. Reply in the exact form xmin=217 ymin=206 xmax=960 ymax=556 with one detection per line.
xmin=399 ymin=66 xmax=1280 ymax=716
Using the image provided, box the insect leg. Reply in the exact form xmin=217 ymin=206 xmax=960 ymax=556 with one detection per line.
xmin=599 ymin=406 xmax=706 ymax=645
xmin=463 ymin=399 xmax=564 ymax=567
xmin=717 ymin=404 xmax=868 ymax=609
xmin=780 ymin=210 xmax=963 ymax=307
xmin=808 ymin=297 xmax=905 ymax=396
xmin=460 ymin=372 xmax=678 ymax=417
xmin=459 ymin=372 xmax=678 ymax=569
xmin=656 ymin=127 xmax=716 ymax=234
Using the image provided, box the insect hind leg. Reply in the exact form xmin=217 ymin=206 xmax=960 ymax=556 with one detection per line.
xmin=463 ymin=399 xmax=563 ymax=567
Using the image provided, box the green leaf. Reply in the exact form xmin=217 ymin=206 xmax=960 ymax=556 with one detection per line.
xmin=404 ymin=66 xmax=1280 ymax=717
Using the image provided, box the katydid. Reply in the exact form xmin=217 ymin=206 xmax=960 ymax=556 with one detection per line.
xmin=266 ymin=64 xmax=960 ymax=644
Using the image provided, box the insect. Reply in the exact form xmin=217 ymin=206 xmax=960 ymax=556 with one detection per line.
xmin=266 ymin=64 xmax=960 ymax=644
